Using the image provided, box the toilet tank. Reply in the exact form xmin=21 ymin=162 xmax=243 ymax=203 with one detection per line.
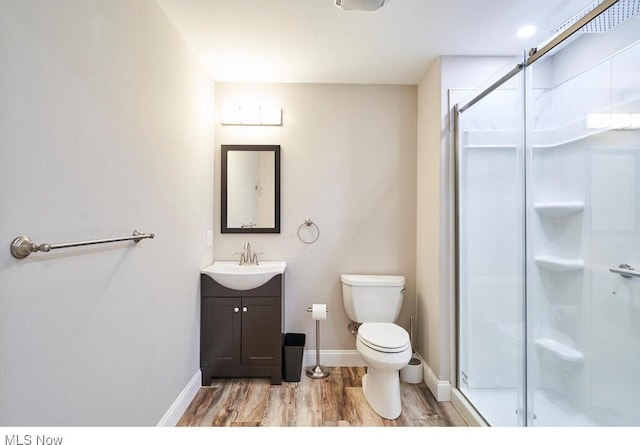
xmin=341 ymin=274 xmax=405 ymax=323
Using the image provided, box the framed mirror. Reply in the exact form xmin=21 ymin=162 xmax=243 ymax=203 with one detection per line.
xmin=221 ymin=145 xmax=281 ymax=233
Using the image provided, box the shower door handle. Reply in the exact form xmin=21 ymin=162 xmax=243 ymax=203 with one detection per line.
xmin=609 ymin=264 xmax=640 ymax=279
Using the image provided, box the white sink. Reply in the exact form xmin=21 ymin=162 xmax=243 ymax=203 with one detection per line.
xmin=201 ymin=261 xmax=286 ymax=290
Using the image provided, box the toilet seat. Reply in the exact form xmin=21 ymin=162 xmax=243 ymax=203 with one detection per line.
xmin=358 ymin=323 xmax=410 ymax=353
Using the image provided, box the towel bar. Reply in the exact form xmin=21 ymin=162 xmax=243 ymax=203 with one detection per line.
xmin=10 ymin=229 xmax=154 ymax=259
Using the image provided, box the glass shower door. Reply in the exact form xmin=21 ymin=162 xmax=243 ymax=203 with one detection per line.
xmin=527 ymin=35 xmax=640 ymax=427
xmin=455 ymin=58 xmax=527 ymax=426
xmin=456 ymin=3 xmax=640 ymax=427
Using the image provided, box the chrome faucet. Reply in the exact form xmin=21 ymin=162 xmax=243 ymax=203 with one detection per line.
xmin=238 ymin=242 xmax=260 ymax=265
xmin=243 ymin=242 xmax=252 ymax=264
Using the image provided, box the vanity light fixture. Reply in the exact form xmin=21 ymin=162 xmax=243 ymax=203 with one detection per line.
xmin=221 ymin=105 xmax=282 ymax=126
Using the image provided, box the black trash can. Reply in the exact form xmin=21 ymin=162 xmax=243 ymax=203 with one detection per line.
xmin=282 ymin=333 xmax=306 ymax=382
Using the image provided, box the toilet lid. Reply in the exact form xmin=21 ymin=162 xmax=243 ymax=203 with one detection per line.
xmin=358 ymin=323 xmax=410 ymax=353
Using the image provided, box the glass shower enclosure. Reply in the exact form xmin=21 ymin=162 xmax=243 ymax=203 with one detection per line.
xmin=454 ymin=0 xmax=640 ymax=426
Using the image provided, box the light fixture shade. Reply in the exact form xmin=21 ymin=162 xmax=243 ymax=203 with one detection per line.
xmin=335 ymin=0 xmax=386 ymax=11
xmin=221 ymin=105 xmax=283 ymax=126
xmin=239 ymin=105 xmax=261 ymax=125
xmin=221 ymin=106 xmax=241 ymax=125
xmin=260 ymin=107 xmax=282 ymax=125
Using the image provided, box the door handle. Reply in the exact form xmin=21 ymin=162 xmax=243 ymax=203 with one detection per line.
xmin=609 ymin=263 xmax=640 ymax=279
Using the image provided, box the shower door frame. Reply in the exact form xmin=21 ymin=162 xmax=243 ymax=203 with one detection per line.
xmin=452 ymin=63 xmax=528 ymax=427
xmin=451 ymin=0 xmax=624 ymax=427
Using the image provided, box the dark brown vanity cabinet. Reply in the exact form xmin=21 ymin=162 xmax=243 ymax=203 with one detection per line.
xmin=200 ymin=273 xmax=283 ymax=385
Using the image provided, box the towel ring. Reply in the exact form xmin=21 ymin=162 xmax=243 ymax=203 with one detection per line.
xmin=297 ymin=218 xmax=320 ymax=244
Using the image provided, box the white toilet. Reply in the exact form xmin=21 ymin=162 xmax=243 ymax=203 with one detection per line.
xmin=341 ymin=274 xmax=412 ymax=420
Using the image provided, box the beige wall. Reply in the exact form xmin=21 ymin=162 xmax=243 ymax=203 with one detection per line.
xmin=416 ymin=58 xmax=443 ymax=379
xmin=0 ymin=0 xmax=214 ymax=425
xmin=214 ymin=83 xmax=417 ymax=353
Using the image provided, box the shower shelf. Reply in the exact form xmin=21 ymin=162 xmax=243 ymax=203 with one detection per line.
xmin=535 ymin=339 xmax=584 ymax=363
xmin=532 ymin=97 xmax=640 ymax=148
xmin=534 ymin=255 xmax=584 ymax=272
xmin=531 ymin=125 xmax=608 ymax=149
xmin=534 ymin=201 xmax=584 ymax=218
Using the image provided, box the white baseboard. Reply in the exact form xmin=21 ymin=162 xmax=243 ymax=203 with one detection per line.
xmin=301 ymin=349 xmax=448 ymax=401
xmin=302 ymin=349 xmax=365 ymax=367
xmin=157 ymin=369 xmax=202 ymax=427
xmin=451 ymin=388 xmax=488 ymax=426
xmin=423 ymin=360 xmax=452 ymax=402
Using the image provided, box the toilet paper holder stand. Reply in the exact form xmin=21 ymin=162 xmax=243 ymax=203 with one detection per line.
xmin=306 ymin=305 xmax=330 ymax=379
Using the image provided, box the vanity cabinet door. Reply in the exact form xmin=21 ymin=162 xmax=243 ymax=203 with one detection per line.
xmin=241 ymin=297 xmax=281 ymax=366
xmin=201 ymin=297 xmax=241 ymax=367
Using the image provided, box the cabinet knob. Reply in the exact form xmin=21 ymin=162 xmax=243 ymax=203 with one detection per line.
xmin=234 ymin=307 xmax=240 ymax=313
xmin=242 ymin=306 xmax=248 ymax=312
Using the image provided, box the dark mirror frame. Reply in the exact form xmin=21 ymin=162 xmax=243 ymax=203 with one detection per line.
xmin=221 ymin=144 xmax=281 ymax=233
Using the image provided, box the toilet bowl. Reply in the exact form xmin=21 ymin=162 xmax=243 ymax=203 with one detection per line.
xmin=341 ymin=274 xmax=412 ymax=420
xmin=356 ymin=322 xmax=412 ymax=419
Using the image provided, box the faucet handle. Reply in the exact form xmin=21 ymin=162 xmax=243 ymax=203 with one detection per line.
xmin=252 ymin=251 xmax=263 ymax=265
xmin=234 ymin=251 xmax=247 ymax=265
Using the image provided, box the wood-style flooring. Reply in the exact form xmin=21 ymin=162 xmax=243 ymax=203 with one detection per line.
xmin=178 ymin=366 xmax=468 ymax=427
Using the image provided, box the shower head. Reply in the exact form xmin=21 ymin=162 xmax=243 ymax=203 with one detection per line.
xmin=554 ymin=0 xmax=640 ymax=34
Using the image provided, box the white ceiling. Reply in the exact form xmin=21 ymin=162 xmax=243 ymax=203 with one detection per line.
xmin=157 ymin=0 xmax=596 ymax=85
